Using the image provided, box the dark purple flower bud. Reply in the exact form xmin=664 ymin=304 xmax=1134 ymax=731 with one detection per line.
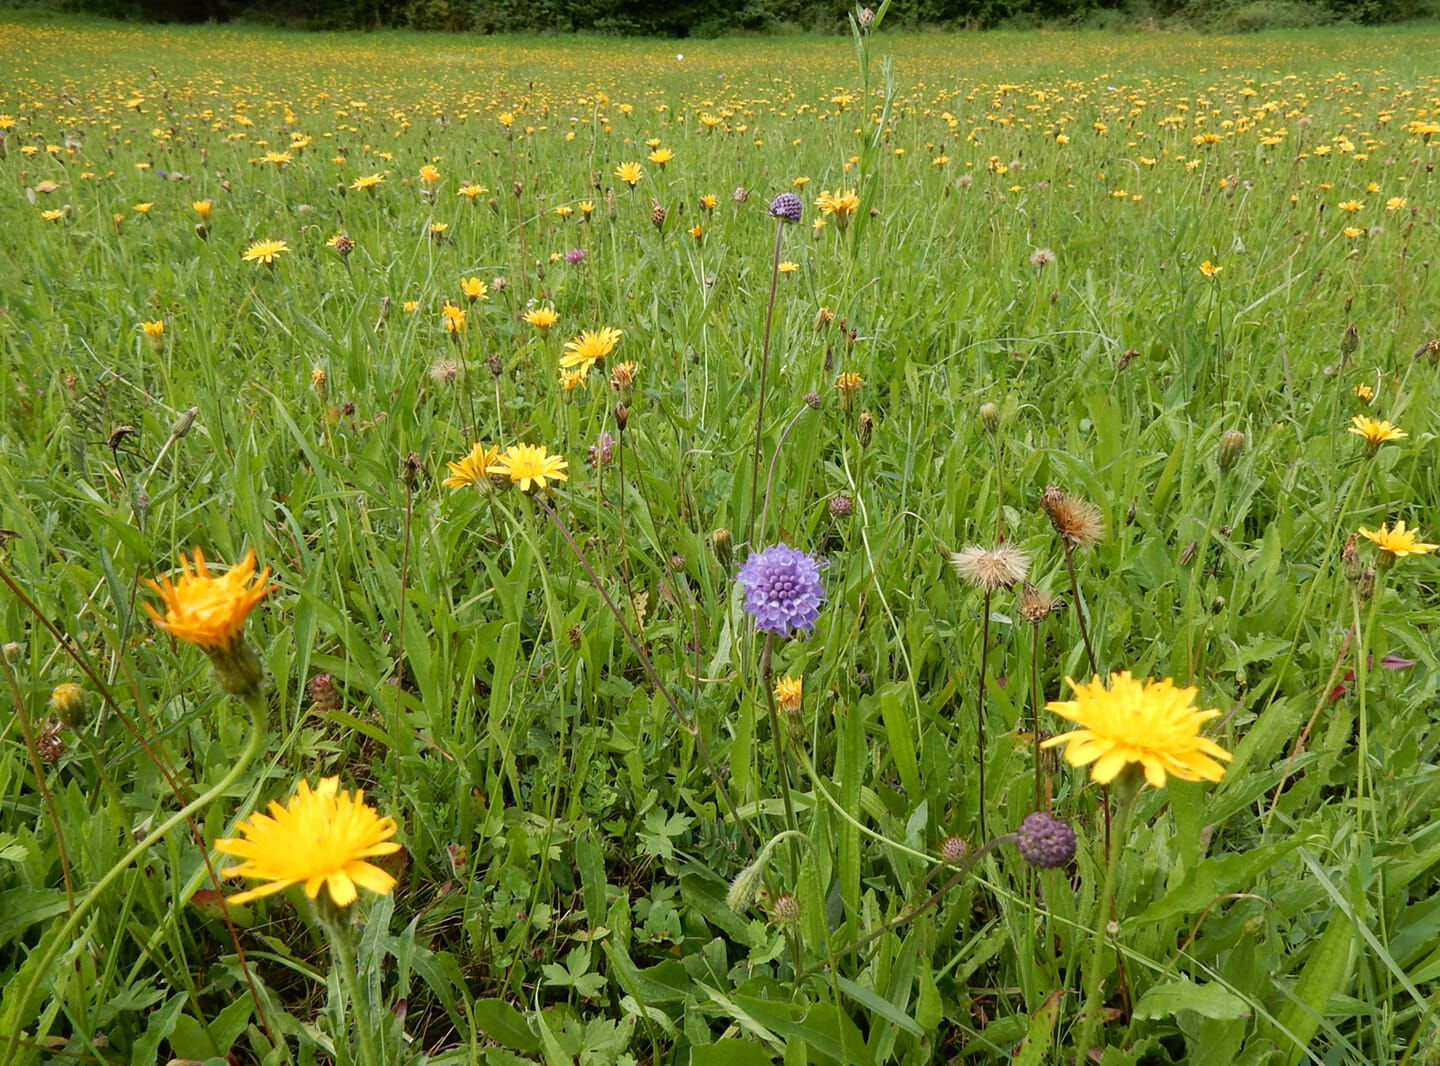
xmin=769 ymin=192 xmax=803 ymax=224
xmin=738 ymin=543 xmax=825 ymax=637
xmin=1014 ymin=812 xmax=1076 ymax=868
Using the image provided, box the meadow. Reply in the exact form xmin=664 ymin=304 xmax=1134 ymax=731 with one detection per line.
xmin=3 ymin=8 xmax=1440 ymax=1064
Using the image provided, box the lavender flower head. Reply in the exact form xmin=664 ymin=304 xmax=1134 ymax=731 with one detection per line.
xmin=738 ymin=543 xmax=824 ymax=636
xmin=564 ymin=247 xmax=586 ymax=265
xmin=769 ymin=192 xmax=803 ymax=224
xmin=588 ymin=430 xmax=614 ymax=468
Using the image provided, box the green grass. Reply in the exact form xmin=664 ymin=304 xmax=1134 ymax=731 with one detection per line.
xmin=2 ymin=10 xmax=1440 ymax=1066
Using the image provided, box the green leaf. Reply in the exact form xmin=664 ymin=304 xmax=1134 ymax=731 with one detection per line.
xmin=1132 ymin=977 xmax=1249 ymax=1021
xmin=690 ymin=1038 xmax=776 ymax=1066
xmin=1132 ymin=842 xmax=1297 ymax=924
xmin=131 ymin=993 xmax=187 ymax=1066
xmin=833 ymin=975 xmax=924 ymax=1037
xmin=473 ymin=999 xmax=541 ymax=1054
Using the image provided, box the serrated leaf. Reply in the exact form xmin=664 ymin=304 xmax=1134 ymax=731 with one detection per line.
xmin=1133 ymin=977 xmax=1249 ymax=1021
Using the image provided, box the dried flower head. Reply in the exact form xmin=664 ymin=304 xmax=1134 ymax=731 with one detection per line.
xmin=950 ymin=544 xmax=1031 ymax=593
xmin=1016 ymin=582 xmax=1062 ymax=624
xmin=1039 ymin=485 xmax=1105 ymax=549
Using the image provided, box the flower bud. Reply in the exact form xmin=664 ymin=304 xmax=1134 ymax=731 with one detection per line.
xmin=3 ymin=641 xmax=23 ymax=663
xmin=979 ymin=402 xmax=1000 ymax=434
xmin=857 ymin=411 xmax=874 ymax=447
xmin=49 ymin=683 xmax=89 ymax=730
xmin=1340 ymin=322 xmax=1358 ymax=357
xmin=1013 ymin=811 xmax=1076 ymax=868
xmin=769 ymin=892 xmax=802 ymax=925
xmin=829 ymin=495 xmax=853 ymax=519
xmin=940 ymin=835 xmax=968 ymax=865
xmin=711 ymin=528 xmax=733 ymax=566
xmin=1217 ymin=430 xmax=1245 ymax=474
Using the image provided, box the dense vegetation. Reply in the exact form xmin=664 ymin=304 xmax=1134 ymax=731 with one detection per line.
xmin=3 ymin=9 xmax=1440 ymax=1066
xmin=27 ymin=0 xmax=1440 ymax=34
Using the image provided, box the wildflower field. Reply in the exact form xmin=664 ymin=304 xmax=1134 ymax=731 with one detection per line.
xmin=5 ymin=8 xmax=1440 ymax=1064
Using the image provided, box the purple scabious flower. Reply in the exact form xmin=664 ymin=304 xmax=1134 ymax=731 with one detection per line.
xmin=564 ymin=247 xmax=586 ymax=265
xmin=769 ymin=192 xmax=803 ymax=224
xmin=738 ymin=543 xmax=824 ymax=636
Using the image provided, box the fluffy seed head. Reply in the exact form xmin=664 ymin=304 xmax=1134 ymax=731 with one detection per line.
xmin=950 ymin=544 xmax=1030 ymax=593
xmin=1040 ymin=485 xmax=1105 ymax=549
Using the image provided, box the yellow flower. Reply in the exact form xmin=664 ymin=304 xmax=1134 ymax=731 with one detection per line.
xmin=143 ymin=547 xmax=275 ymax=652
xmin=523 ymin=306 xmax=559 ymax=330
xmin=133 ymin=202 xmax=153 ymax=214
xmin=1343 ymin=226 xmax=1365 ymax=239
xmin=816 ymin=189 xmax=860 ymax=227
xmin=561 ymin=326 xmax=622 ymax=371
xmin=41 ymin=209 xmax=66 ymax=222
xmin=138 ymin=320 xmax=165 ymax=340
xmin=778 ymin=261 xmax=798 ymax=274
xmin=699 ymin=194 xmax=718 ymax=211
xmin=457 ymin=182 xmax=488 ymax=199
xmin=614 ymin=161 xmax=644 ymax=188
xmin=1353 ymin=384 xmax=1374 ymax=403
xmin=192 ymin=199 xmax=212 ymax=219
xmin=1199 ymin=259 xmax=1221 ymax=277
xmin=441 ymin=301 xmax=467 ymax=333
xmin=461 ymin=277 xmax=488 ymax=303
xmin=497 ymin=112 xmax=514 ymax=127
xmin=260 ymin=151 xmax=291 ymax=166
xmin=419 ymin=164 xmax=441 ymax=184
xmin=1386 ymin=196 xmax=1408 ymax=211
xmin=429 ymin=222 xmax=449 ymax=239
xmin=350 ymin=173 xmax=385 ymax=192
xmin=647 ymin=147 xmax=674 ymax=166
xmin=1042 ymin=672 xmax=1232 ymax=788
xmin=835 ymin=371 xmax=864 ymax=393
xmin=1348 ymin=414 xmax=1405 ymax=447
xmin=403 ymin=300 xmax=420 ymax=314
xmin=774 ymin=676 xmax=802 ymax=712
xmin=792 ymin=176 xmax=810 ymax=188
xmin=487 ymin=444 xmax=570 ymax=492
xmin=49 ymin=682 xmax=87 ymax=719
xmin=1338 ymin=199 xmax=1363 ymax=212
xmin=442 ymin=443 xmax=501 ymax=488
xmin=215 ymin=777 xmax=400 ymax=907
xmin=690 ymin=223 xmax=704 ymax=240
xmin=1358 ymin=521 xmax=1438 ymax=559
xmin=579 ymin=200 xmax=595 ymax=218
xmin=559 ymin=367 xmax=588 ymax=393
xmin=242 ymin=239 xmax=289 ymax=266
xmin=554 ymin=204 xmax=574 ymax=218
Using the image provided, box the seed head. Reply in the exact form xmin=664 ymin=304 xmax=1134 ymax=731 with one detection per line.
xmin=1040 ymin=485 xmax=1105 ymax=549
xmin=769 ymin=892 xmax=802 ymax=925
xmin=1016 ymin=582 xmax=1062 ymax=624
xmin=950 ymin=544 xmax=1030 ymax=593
xmin=940 ymin=835 xmax=969 ymax=865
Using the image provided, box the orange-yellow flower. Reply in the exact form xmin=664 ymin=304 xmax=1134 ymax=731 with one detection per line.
xmin=487 ymin=444 xmax=569 ymax=492
xmin=143 ymin=547 xmax=275 ymax=652
xmin=216 ymin=777 xmax=400 ymax=907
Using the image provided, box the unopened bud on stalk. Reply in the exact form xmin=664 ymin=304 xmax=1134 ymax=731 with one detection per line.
xmin=979 ymin=403 xmax=1000 ymax=434
xmin=711 ymin=528 xmax=733 ymax=566
xmin=49 ymin=683 xmax=89 ymax=730
xmin=857 ymin=411 xmax=874 ymax=447
xmin=1217 ymin=430 xmax=1246 ymax=474
xmin=1340 ymin=322 xmax=1358 ymax=357
xmin=169 ymin=406 xmax=198 ymax=440
xmin=401 ymin=451 xmax=423 ymax=487
xmin=614 ymin=402 xmax=629 ymax=434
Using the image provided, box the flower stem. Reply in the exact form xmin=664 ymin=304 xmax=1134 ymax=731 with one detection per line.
xmin=1031 ymin=622 xmax=1045 ymax=812
xmin=746 ymin=218 xmax=787 ymax=550
xmin=1073 ymin=779 xmax=1138 ymax=1066
xmin=316 ymin=900 xmax=383 ymax=1066
xmin=1 ymin=690 xmax=268 ymax=1062
xmin=759 ymin=636 xmax=800 ymax=876
xmin=977 ymin=589 xmax=992 ymax=839
xmin=1061 ymin=540 xmax=1099 ymax=677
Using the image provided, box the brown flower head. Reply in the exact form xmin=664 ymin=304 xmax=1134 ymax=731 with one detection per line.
xmin=1040 ymin=485 xmax=1105 ymax=549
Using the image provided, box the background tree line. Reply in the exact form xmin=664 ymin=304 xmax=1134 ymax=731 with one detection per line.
xmin=28 ymin=0 xmax=1440 ymax=38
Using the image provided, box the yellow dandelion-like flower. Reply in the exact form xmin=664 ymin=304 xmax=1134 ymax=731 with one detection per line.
xmin=488 ymin=444 xmax=569 ymax=493
xmin=260 ymin=151 xmax=291 ymax=166
xmin=461 ymin=277 xmax=488 ymax=303
xmin=559 ymin=367 xmax=588 ymax=393
xmin=1198 ymin=259 xmax=1221 ymax=277
xmin=699 ymin=193 xmax=718 ymax=211
xmin=561 ymin=326 xmax=622 ymax=371
xmin=816 ymin=189 xmax=860 ymax=228
xmin=1358 ymin=521 xmax=1438 ymax=560
xmin=215 ymin=777 xmax=400 ymax=907
xmin=242 ymin=239 xmax=289 ymax=266
xmin=442 ymin=442 xmax=501 ymax=489
xmin=1348 ymin=414 xmax=1405 ymax=448
xmin=138 ymin=320 xmax=165 ymax=340
xmin=143 ymin=547 xmax=275 ymax=653
xmin=133 ymin=202 xmax=153 ymax=214
xmin=835 ymin=371 xmax=863 ymax=393
xmin=614 ymin=161 xmax=644 ymax=188
xmin=350 ymin=173 xmax=385 ymax=192
xmin=441 ymin=301 xmax=466 ymax=333
xmin=1353 ymin=384 xmax=1374 ymax=403
xmin=419 ymin=164 xmax=441 ymax=185
xmin=1041 ymin=672 xmax=1233 ymax=788
xmin=1338 ymin=199 xmax=1363 ymax=212
xmin=523 ymin=306 xmax=559 ymax=330
xmin=647 ymin=147 xmax=674 ymax=167
xmin=778 ymin=260 xmax=798 ymax=274
xmin=774 ymin=676 xmax=802 ymax=713
xmin=192 ymin=199 xmax=212 ymax=220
